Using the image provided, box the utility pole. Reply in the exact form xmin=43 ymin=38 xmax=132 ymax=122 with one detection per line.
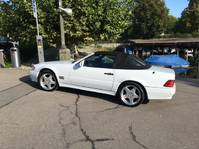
xmin=58 ymin=0 xmax=71 ymax=60
xmin=32 ymin=0 xmax=44 ymax=63
xmin=59 ymin=0 xmax=66 ymax=49
xmin=197 ymin=61 xmax=199 ymax=78
xmin=197 ymin=49 xmax=199 ymax=78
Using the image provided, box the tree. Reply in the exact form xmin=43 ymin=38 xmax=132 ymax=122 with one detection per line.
xmin=62 ymin=0 xmax=133 ymax=43
xmin=129 ymin=0 xmax=169 ymax=38
xmin=0 ymin=0 xmax=38 ymax=59
xmin=179 ymin=0 xmax=199 ymax=33
xmin=0 ymin=0 xmax=133 ymax=54
xmin=165 ymin=15 xmax=177 ymax=34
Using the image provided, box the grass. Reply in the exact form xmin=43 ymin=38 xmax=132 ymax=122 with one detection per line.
xmin=5 ymin=62 xmax=12 ymax=68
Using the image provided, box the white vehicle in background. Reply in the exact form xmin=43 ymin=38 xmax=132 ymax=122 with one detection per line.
xmin=30 ymin=51 xmax=176 ymax=107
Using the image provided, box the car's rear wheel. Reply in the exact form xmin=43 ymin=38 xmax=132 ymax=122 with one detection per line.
xmin=39 ymin=70 xmax=58 ymax=91
xmin=118 ymin=82 xmax=145 ymax=107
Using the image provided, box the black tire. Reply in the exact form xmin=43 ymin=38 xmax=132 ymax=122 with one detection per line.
xmin=38 ymin=70 xmax=58 ymax=91
xmin=117 ymin=82 xmax=145 ymax=107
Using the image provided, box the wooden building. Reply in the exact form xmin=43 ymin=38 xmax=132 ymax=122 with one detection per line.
xmin=122 ymin=38 xmax=199 ymax=77
xmin=124 ymin=38 xmax=199 ymax=48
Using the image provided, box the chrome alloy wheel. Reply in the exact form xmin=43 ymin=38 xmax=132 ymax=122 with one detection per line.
xmin=39 ymin=73 xmax=57 ymax=91
xmin=120 ymin=85 xmax=142 ymax=106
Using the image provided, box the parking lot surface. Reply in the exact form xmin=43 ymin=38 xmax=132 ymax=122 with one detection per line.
xmin=0 ymin=69 xmax=199 ymax=149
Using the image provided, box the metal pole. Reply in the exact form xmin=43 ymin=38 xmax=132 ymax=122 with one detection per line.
xmin=197 ymin=60 xmax=199 ymax=78
xmin=36 ymin=15 xmax=39 ymax=36
xmin=197 ymin=49 xmax=199 ymax=78
xmin=32 ymin=0 xmax=39 ymax=36
xmin=32 ymin=0 xmax=44 ymax=62
xmin=59 ymin=0 xmax=66 ymax=49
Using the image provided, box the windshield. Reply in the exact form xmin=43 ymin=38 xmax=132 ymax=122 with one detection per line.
xmin=72 ymin=53 xmax=94 ymax=64
xmin=72 ymin=59 xmax=78 ymax=63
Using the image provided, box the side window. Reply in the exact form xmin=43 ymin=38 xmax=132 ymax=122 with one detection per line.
xmin=125 ymin=56 xmax=147 ymax=68
xmin=128 ymin=59 xmax=143 ymax=67
xmin=100 ymin=55 xmax=115 ymax=68
xmin=84 ymin=54 xmax=115 ymax=69
xmin=84 ymin=55 xmax=102 ymax=67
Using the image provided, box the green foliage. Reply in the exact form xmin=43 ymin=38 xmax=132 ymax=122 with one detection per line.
xmin=178 ymin=0 xmax=199 ymax=33
xmin=5 ymin=62 xmax=12 ymax=68
xmin=62 ymin=0 xmax=133 ymax=44
xmin=2 ymin=0 xmax=199 ymax=61
xmin=166 ymin=15 xmax=177 ymax=34
xmin=129 ymin=0 xmax=169 ymax=39
xmin=0 ymin=0 xmax=133 ymax=58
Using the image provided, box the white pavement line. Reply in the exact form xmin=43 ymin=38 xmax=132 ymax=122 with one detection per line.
xmin=0 ymin=83 xmax=36 ymax=109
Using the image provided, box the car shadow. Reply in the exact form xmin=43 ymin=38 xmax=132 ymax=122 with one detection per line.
xmin=19 ymin=75 xmax=39 ymax=88
xmin=59 ymin=87 xmax=121 ymax=105
xmin=19 ymin=75 xmax=121 ymax=105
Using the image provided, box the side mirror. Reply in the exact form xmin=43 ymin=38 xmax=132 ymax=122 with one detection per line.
xmin=73 ymin=60 xmax=84 ymax=69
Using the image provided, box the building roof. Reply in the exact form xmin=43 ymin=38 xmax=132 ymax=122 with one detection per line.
xmin=123 ymin=38 xmax=199 ymax=48
xmin=126 ymin=38 xmax=199 ymax=44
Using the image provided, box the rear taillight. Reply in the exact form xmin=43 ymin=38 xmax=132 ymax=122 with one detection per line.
xmin=164 ymin=80 xmax=175 ymax=87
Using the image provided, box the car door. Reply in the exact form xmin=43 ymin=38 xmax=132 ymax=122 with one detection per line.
xmin=68 ymin=54 xmax=116 ymax=91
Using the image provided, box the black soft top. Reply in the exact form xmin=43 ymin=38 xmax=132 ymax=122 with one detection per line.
xmin=95 ymin=51 xmax=118 ymax=55
xmin=94 ymin=51 xmax=151 ymax=69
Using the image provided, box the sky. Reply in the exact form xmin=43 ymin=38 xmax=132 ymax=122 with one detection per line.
xmin=165 ymin=0 xmax=189 ymax=18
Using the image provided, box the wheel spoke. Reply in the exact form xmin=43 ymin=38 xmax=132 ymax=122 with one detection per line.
xmin=50 ymin=81 xmax=55 ymax=85
xmin=129 ymin=97 xmax=135 ymax=104
xmin=122 ymin=94 xmax=128 ymax=99
xmin=42 ymin=81 xmax=47 ymax=87
xmin=49 ymin=75 xmax=52 ymax=80
xmin=124 ymin=87 xmax=131 ymax=94
xmin=47 ymin=83 xmax=52 ymax=89
xmin=131 ymin=88 xmax=139 ymax=98
xmin=49 ymin=76 xmax=55 ymax=84
xmin=43 ymin=74 xmax=48 ymax=80
xmin=133 ymin=93 xmax=139 ymax=98
xmin=49 ymin=81 xmax=55 ymax=87
xmin=131 ymin=88 xmax=136 ymax=94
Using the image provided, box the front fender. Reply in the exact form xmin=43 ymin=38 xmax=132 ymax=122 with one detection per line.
xmin=36 ymin=65 xmax=59 ymax=81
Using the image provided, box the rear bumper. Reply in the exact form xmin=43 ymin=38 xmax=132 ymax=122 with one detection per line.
xmin=145 ymin=85 xmax=176 ymax=100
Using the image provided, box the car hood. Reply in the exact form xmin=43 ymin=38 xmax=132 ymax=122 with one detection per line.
xmin=34 ymin=60 xmax=73 ymax=69
xmin=40 ymin=60 xmax=73 ymax=65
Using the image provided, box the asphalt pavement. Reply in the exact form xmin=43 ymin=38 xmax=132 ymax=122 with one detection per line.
xmin=0 ymin=68 xmax=199 ymax=149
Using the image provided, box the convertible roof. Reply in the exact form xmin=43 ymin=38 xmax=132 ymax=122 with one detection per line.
xmin=95 ymin=51 xmax=119 ymax=55
xmin=93 ymin=51 xmax=150 ymax=69
xmin=94 ymin=51 xmax=131 ymax=59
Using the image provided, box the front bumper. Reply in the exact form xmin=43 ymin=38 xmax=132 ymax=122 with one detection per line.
xmin=30 ymin=70 xmax=39 ymax=82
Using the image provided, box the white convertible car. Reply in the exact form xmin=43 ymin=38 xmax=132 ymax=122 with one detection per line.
xmin=30 ymin=51 xmax=176 ymax=107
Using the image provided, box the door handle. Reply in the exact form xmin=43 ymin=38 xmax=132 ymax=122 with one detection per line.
xmin=104 ymin=72 xmax=114 ymax=76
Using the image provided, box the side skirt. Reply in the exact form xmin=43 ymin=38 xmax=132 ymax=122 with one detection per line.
xmin=59 ymin=83 xmax=116 ymax=96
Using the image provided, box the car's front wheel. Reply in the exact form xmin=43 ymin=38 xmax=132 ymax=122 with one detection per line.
xmin=118 ymin=82 xmax=145 ymax=107
xmin=39 ymin=70 xmax=58 ymax=91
